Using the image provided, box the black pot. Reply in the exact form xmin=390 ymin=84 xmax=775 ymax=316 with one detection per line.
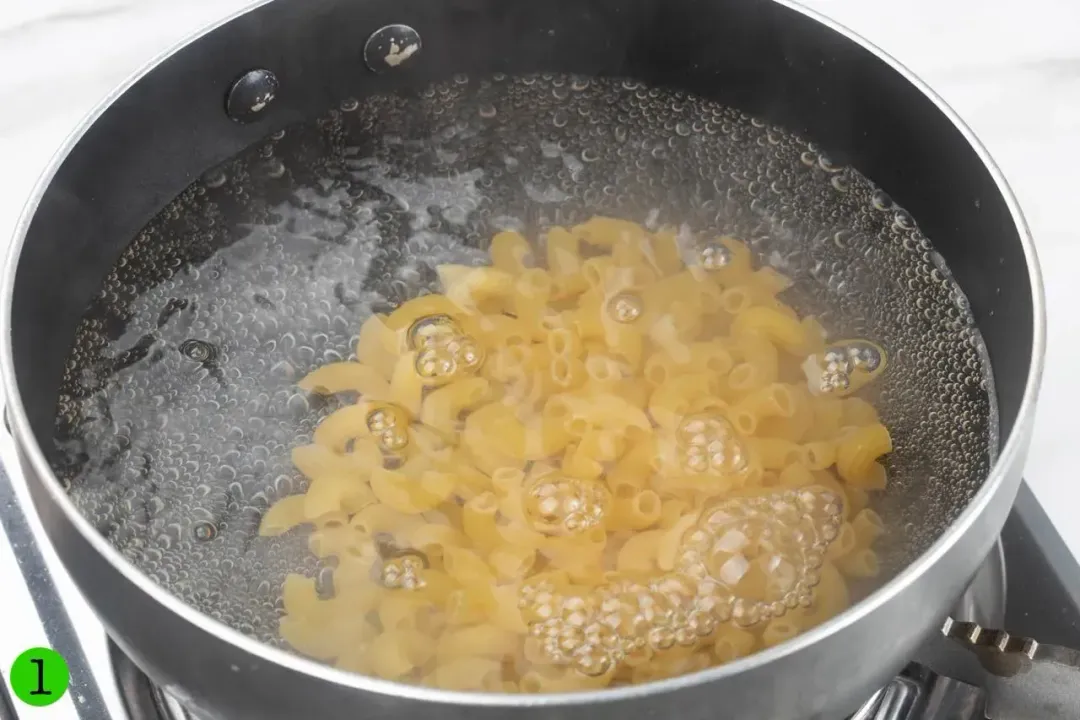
xmin=0 ymin=0 xmax=1043 ymax=718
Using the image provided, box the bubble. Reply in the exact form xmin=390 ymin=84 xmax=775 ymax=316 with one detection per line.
xmin=379 ymin=552 xmax=427 ymax=590
xmin=202 ymin=168 xmax=227 ymax=188
xmin=379 ymin=428 xmax=409 ymax=452
xmin=677 ymin=415 xmax=747 ymax=475
xmin=607 ymin=292 xmax=643 ymax=323
xmin=817 ymin=154 xmax=840 ymax=173
xmin=871 ymin=189 xmax=893 ymax=210
xmin=366 ymin=409 xmax=396 ymax=433
xmin=523 ymin=473 xmax=611 ymax=536
xmin=699 ymin=243 xmax=732 ymax=270
xmin=179 ymin=339 xmax=217 ymax=363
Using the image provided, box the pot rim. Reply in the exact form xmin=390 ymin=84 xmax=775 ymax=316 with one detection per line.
xmin=0 ymin=0 xmax=1046 ymax=707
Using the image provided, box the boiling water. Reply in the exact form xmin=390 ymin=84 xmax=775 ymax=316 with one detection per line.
xmin=52 ymin=74 xmax=996 ymax=646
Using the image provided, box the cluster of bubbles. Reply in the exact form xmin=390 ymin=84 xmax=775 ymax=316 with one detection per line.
xmin=379 ymin=552 xmax=428 ymax=591
xmin=698 ymin=243 xmax=733 ymax=272
xmin=518 ymin=487 xmax=842 ymax=675
xmin=808 ymin=340 xmax=884 ymax=395
xmin=523 ymin=473 xmax=611 ymax=536
xmin=365 ymin=406 xmax=410 ymax=453
xmin=520 ymin=574 xmax=711 ymax=678
xmin=52 ymin=71 xmax=994 ymax=645
xmin=676 ymin=488 xmax=843 ymax=627
xmin=408 ymin=315 xmax=484 ymax=381
xmin=677 ymin=414 xmax=749 ymax=475
xmin=606 ymin=292 xmax=644 ymax=324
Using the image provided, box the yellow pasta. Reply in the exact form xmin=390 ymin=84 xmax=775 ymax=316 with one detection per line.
xmin=730 ymin=383 xmax=796 ymax=435
xmin=489 ymin=583 xmax=530 ymax=634
xmin=836 ymin=423 xmax=893 ymax=486
xmin=647 ymin=229 xmax=686 ymax=276
xmin=777 ymin=462 xmax=816 ymax=489
xmin=303 ymin=474 xmax=377 ymax=520
xmin=437 ymin=625 xmax=521 ymax=661
xmin=648 ymin=372 xmax=721 ymax=429
xmin=477 ymin=313 xmax=532 ymax=348
xmin=355 ymin=314 xmax=400 ymax=379
xmin=843 ymin=396 xmax=881 ymax=425
xmin=406 ymin=523 xmax=469 ymax=560
xmin=559 ymin=392 xmax=651 ymax=434
xmin=546 ymin=227 xmax=582 ymax=277
xmin=852 ymin=508 xmax=885 ymax=547
xmin=746 ymin=437 xmax=803 ymax=470
xmin=298 ymin=361 xmax=391 ymax=398
xmin=490 ymin=230 xmax=534 ymax=275
xmin=260 ymin=495 xmax=309 ymax=536
xmin=825 ymin=522 xmax=858 ymax=561
xmin=462 ymin=492 xmax=501 ymax=553
xmin=370 ymin=463 xmax=456 ymax=514
xmin=370 ymin=630 xmax=432 ymax=679
xmin=488 ymin=544 xmax=537 ymax=580
xmin=801 ymin=440 xmax=837 ymax=471
xmin=312 ymin=404 xmax=380 ymax=452
xmin=573 ymin=216 xmax=649 ymax=248
xmin=615 ymin=529 xmax=665 ymax=573
xmin=278 ymin=615 xmax=339 ymax=661
xmin=746 ymin=266 xmax=794 ymax=298
xmin=446 ymin=586 xmax=496 ymax=626
xmin=420 ymin=377 xmax=492 ymax=436
xmin=434 ymin=656 xmax=504 ymax=691
xmin=601 ymin=317 xmax=645 ymax=370
xmin=719 ymin=285 xmax=754 ymax=317
xmin=804 ymin=340 xmax=889 ymax=398
xmin=443 ymin=546 xmax=497 ymax=586
xmin=643 ymin=341 xmax=733 ymax=387
xmin=731 ymin=306 xmax=809 ymax=355
xmin=282 ymin=573 xmax=320 ymax=618
xmin=712 ymin=626 xmax=757 ymax=663
xmin=349 ymin=503 xmax=426 ymax=537
xmin=838 ymin=548 xmax=881 ymax=578
xmin=762 ymin=617 xmax=802 ymax=649
xmin=607 ymin=434 xmax=658 ymax=492
xmin=292 ymin=441 xmax=382 ymax=480
xmin=609 ymin=487 xmax=663 ymax=531
xmin=546 ymin=326 xmax=584 ymax=358
xmin=513 ymin=269 xmax=553 ymax=328
xmin=846 ymin=485 xmax=871 ymax=518
xmin=384 ymin=294 xmax=464 ymax=332
xmin=549 ymin=354 xmax=588 ymax=391
xmin=437 ymin=265 xmax=515 ymax=312
xmin=389 ymin=352 xmax=431 ymax=415
xmin=268 ymin=219 xmax=893 ymax=692
xmin=792 ymin=561 xmax=850 ymax=630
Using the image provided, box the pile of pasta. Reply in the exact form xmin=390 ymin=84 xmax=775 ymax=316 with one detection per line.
xmin=259 ymin=217 xmax=893 ymax=693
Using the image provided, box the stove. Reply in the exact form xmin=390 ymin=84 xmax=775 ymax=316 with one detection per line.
xmin=3 ymin=438 xmax=1080 ymax=720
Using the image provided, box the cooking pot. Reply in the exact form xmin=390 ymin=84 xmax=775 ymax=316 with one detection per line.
xmin=0 ymin=0 xmax=1044 ymax=718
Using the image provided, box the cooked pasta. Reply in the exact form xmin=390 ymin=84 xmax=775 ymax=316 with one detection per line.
xmin=262 ymin=218 xmax=893 ymax=692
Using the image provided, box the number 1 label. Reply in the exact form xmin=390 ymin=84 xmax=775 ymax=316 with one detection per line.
xmin=8 ymin=648 xmax=69 ymax=707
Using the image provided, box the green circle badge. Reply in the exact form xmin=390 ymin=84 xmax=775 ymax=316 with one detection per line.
xmin=9 ymin=647 xmax=70 ymax=707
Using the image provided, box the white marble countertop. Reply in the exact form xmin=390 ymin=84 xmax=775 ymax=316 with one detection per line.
xmin=0 ymin=0 xmax=1077 ymax=587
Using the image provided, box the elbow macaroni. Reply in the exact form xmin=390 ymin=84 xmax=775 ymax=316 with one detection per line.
xmin=263 ymin=218 xmax=894 ymax=692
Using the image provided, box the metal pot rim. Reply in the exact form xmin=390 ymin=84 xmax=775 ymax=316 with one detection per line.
xmin=0 ymin=0 xmax=1046 ymax=706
